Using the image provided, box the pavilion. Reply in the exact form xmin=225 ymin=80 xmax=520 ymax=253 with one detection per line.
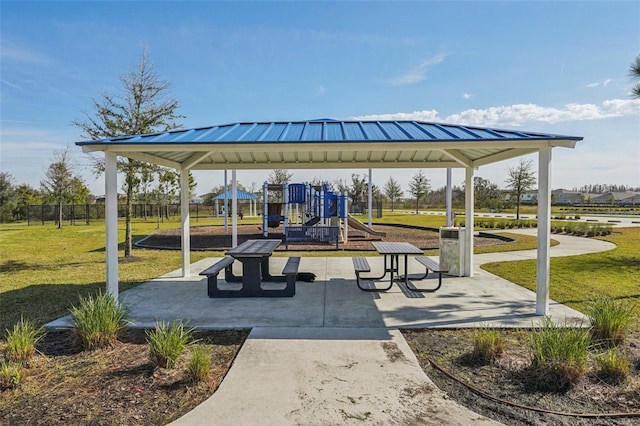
xmin=76 ymin=119 xmax=583 ymax=315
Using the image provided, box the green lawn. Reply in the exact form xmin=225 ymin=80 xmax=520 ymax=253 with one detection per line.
xmin=482 ymin=227 xmax=640 ymax=331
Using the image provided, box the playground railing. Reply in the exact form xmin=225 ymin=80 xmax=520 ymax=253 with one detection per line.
xmin=284 ymin=225 xmax=340 ymax=250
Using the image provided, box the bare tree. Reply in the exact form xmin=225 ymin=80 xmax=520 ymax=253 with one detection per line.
xmin=408 ymin=170 xmax=430 ymax=214
xmin=383 ymin=177 xmax=402 ymax=211
xmin=506 ymin=159 xmax=536 ymax=220
xmin=268 ymin=169 xmax=293 ymax=185
xmin=74 ymin=47 xmax=183 ymax=257
xmin=40 ymin=147 xmax=88 ymax=228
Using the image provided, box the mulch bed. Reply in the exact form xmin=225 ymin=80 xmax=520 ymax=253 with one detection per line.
xmin=137 ymin=223 xmax=504 ymax=252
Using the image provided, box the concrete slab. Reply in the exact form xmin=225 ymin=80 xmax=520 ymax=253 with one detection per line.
xmin=170 ymin=327 xmax=502 ymax=426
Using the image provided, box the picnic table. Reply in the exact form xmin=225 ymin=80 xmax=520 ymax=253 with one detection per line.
xmin=353 ymin=242 xmax=447 ymax=292
xmin=201 ymin=239 xmax=299 ymax=297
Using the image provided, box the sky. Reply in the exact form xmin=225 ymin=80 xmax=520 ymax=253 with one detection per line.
xmin=1 ymin=0 xmax=639 ymax=198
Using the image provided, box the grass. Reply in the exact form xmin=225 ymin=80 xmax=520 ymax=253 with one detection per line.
xmin=595 ymin=348 xmax=631 ymax=384
xmin=147 ymin=320 xmax=194 ymax=369
xmin=481 ymin=227 xmax=640 ymax=333
xmin=4 ymin=317 xmax=45 ymax=363
xmin=471 ymin=327 xmax=504 ymax=364
xmin=187 ymin=344 xmax=212 ymax=382
xmin=587 ymin=296 xmax=636 ymax=347
xmin=0 ymin=361 xmax=23 ymax=390
xmin=70 ymin=292 xmax=129 ymax=350
xmin=0 ymin=220 xmax=218 ymax=333
xmin=529 ymin=317 xmax=591 ymax=391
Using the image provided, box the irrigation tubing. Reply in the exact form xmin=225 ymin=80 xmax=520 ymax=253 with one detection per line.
xmin=425 ymin=354 xmax=640 ymax=419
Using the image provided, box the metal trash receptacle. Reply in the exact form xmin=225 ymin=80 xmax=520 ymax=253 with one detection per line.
xmin=439 ymin=227 xmax=466 ymax=277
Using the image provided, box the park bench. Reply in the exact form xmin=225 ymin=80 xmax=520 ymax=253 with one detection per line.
xmin=200 ymin=256 xmax=235 ymax=297
xmin=352 ymin=256 xmax=394 ymax=292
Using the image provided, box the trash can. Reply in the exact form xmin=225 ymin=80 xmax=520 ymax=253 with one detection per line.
xmin=439 ymin=227 xmax=466 ymax=277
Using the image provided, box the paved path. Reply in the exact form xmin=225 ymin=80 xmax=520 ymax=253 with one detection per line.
xmin=168 ymin=232 xmax=616 ymax=425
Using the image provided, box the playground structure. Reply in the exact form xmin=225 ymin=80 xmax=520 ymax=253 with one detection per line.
xmin=262 ymin=182 xmax=385 ymax=248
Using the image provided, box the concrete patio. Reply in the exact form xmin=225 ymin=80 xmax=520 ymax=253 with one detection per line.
xmin=49 ymin=238 xmax=600 ymax=330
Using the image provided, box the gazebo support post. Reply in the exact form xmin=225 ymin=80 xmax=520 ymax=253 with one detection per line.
xmin=180 ymin=168 xmax=190 ymax=277
xmin=536 ymin=147 xmax=552 ymax=315
xmin=368 ymin=168 xmax=373 ymax=228
xmin=464 ymin=167 xmax=474 ymax=277
xmin=446 ymin=168 xmax=453 ymax=227
xmin=232 ymin=170 xmax=238 ymax=247
xmin=105 ymin=152 xmax=119 ymax=299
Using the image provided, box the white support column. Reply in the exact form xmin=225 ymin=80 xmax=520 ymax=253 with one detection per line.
xmin=368 ymin=168 xmax=373 ymax=227
xmin=446 ymin=168 xmax=453 ymax=227
xmin=232 ymin=170 xmax=238 ymax=247
xmin=180 ymin=169 xmax=190 ymax=277
xmin=464 ymin=167 xmax=474 ymax=277
xmin=105 ymin=152 xmax=119 ymax=299
xmin=537 ymin=148 xmax=552 ymax=316
xmin=224 ymin=170 xmax=228 ymax=233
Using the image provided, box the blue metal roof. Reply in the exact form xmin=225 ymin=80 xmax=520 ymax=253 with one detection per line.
xmin=212 ymin=189 xmax=257 ymax=201
xmin=76 ymin=120 xmax=582 ymax=146
xmin=75 ymin=119 xmax=582 ymax=171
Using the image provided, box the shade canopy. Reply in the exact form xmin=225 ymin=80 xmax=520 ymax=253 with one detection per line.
xmin=212 ymin=189 xmax=257 ymax=201
xmin=76 ymin=120 xmax=582 ymax=171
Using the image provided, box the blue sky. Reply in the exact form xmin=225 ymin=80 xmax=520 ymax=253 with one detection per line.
xmin=2 ymin=0 xmax=639 ymax=197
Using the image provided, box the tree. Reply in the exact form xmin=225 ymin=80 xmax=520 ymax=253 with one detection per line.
xmin=408 ymin=170 xmax=430 ymax=214
xmin=73 ymin=47 xmax=182 ymax=257
xmin=0 ymin=172 xmax=17 ymax=222
xmin=383 ymin=177 xmax=402 ymax=211
xmin=268 ymin=169 xmax=293 ymax=185
xmin=506 ymin=159 xmax=536 ymax=220
xmin=13 ymin=184 xmax=40 ymax=221
xmin=349 ymin=173 xmax=368 ymax=203
xmin=474 ymin=177 xmax=501 ymax=210
xmin=630 ymin=55 xmax=640 ymax=99
xmin=40 ymin=147 xmax=88 ymax=228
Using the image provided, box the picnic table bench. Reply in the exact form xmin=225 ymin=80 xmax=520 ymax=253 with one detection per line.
xmin=409 ymin=256 xmax=449 ymax=292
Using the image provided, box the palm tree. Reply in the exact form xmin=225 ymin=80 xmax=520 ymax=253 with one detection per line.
xmin=630 ymin=55 xmax=640 ymax=99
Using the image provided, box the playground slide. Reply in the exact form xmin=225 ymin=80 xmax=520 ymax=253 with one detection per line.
xmin=303 ymin=216 xmax=321 ymax=226
xmin=347 ymin=215 xmax=387 ymax=237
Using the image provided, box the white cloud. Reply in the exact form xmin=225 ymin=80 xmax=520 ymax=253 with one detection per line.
xmin=462 ymin=93 xmax=473 ymax=100
xmin=352 ymin=99 xmax=640 ymax=127
xmin=586 ymin=82 xmax=600 ymax=88
xmin=603 ymin=79 xmax=612 ymax=87
xmin=316 ymin=85 xmax=326 ymax=96
xmin=585 ymin=78 xmax=614 ymax=89
xmin=353 ymin=109 xmax=440 ymax=122
xmin=389 ymin=53 xmax=447 ymax=86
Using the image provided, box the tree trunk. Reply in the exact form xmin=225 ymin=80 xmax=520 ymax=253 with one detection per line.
xmin=57 ymin=200 xmax=62 ymax=229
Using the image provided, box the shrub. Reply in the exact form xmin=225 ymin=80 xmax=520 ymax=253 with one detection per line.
xmin=5 ymin=317 xmax=45 ymax=363
xmin=472 ymin=328 xmax=504 ymax=364
xmin=596 ymin=349 xmax=630 ymax=384
xmin=70 ymin=292 xmax=128 ymax=350
xmin=529 ymin=318 xmax=590 ymax=391
xmin=187 ymin=344 xmax=212 ymax=382
xmin=147 ymin=321 xmax=194 ymax=369
xmin=0 ymin=362 xmax=23 ymax=390
xmin=588 ymin=297 xmax=636 ymax=347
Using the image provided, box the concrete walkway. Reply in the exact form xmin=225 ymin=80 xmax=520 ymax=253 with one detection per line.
xmin=47 ymin=231 xmax=616 ymax=425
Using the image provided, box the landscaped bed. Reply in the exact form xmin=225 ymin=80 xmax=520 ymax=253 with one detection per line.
xmin=0 ymin=329 xmax=248 ymax=426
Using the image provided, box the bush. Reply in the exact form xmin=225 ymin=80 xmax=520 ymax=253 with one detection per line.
xmin=472 ymin=328 xmax=504 ymax=364
xmin=70 ymin=292 xmax=128 ymax=350
xmin=0 ymin=361 xmax=23 ymax=390
xmin=147 ymin=321 xmax=194 ymax=369
xmin=529 ymin=318 xmax=590 ymax=391
xmin=5 ymin=317 xmax=45 ymax=363
xmin=596 ymin=349 xmax=630 ymax=384
xmin=187 ymin=344 xmax=212 ymax=382
xmin=588 ymin=297 xmax=636 ymax=347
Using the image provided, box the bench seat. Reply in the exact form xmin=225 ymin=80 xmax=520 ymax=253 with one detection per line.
xmin=200 ymin=256 xmax=235 ymax=297
xmin=352 ymin=256 xmax=392 ymax=292
xmin=408 ymin=256 xmax=449 ymax=292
